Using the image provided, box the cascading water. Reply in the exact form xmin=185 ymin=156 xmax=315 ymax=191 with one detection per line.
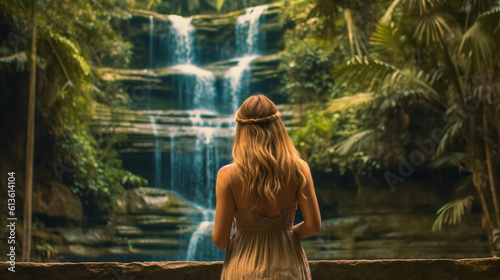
xmin=148 ymin=15 xmax=154 ymax=109
xmin=149 ymin=116 xmax=162 ymax=187
xmin=236 ymin=5 xmax=269 ymax=56
xmin=186 ymin=207 xmax=216 ymax=261
xmin=223 ymin=55 xmax=260 ymax=113
xmin=167 ymin=15 xmax=224 ymax=259
xmin=168 ymin=15 xmax=194 ymax=65
xmin=223 ymin=5 xmax=268 ymax=113
xmin=171 ymin=64 xmax=217 ymax=111
xmin=147 ymin=17 xmax=162 ymax=188
xmin=142 ymin=5 xmax=268 ymax=261
xmin=177 ymin=5 xmax=268 ymax=260
xmin=168 ymin=15 xmax=217 ymax=111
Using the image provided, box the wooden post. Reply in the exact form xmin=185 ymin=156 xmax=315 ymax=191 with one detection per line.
xmin=22 ymin=0 xmax=37 ymax=262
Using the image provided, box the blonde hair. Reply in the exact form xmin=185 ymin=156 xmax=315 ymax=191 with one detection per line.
xmin=232 ymin=94 xmax=308 ymax=212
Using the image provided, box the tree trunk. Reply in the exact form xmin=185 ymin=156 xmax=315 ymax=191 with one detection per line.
xmin=22 ymin=0 xmax=37 ymax=262
xmin=483 ymin=107 xmax=500 ymax=228
xmin=472 ymin=172 xmax=496 ymax=255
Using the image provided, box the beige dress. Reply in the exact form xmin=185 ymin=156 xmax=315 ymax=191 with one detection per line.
xmin=220 ymin=176 xmax=312 ymax=279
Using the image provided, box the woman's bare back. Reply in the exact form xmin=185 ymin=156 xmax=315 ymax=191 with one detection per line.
xmin=228 ymin=164 xmax=300 ymax=219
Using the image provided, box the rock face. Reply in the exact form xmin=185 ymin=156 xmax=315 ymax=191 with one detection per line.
xmin=299 ymin=173 xmax=491 ymax=259
xmin=33 ymin=181 xmax=83 ymax=222
xmin=90 ymin=103 xmax=297 ymax=154
xmin=31 ymin=187 xmax=203 ymax=262
xmin=98 ymin=3 xmax=284 ymax=113
xmin=125 ymin=3 xmax=283 ymax=69
xmin=1 ymin=259 xmax=499 ymax=280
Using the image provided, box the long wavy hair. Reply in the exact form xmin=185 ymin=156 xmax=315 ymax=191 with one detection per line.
xmin=232 ymin=94 xmax=308 ymax=212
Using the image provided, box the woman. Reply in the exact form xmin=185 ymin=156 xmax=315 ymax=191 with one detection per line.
xmin=212 ymin=94 xmax=321 ymax=279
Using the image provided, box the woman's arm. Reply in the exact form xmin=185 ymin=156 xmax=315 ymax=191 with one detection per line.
xmin=212 ymin=165 xmax=235 ymax=249
xmin=292 ymin=162 xmax=321 ymax=239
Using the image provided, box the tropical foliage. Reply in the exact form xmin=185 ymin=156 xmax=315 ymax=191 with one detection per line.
xmin=0 ymin=0 xmax=147 ymax=220
xmin=282 ymin=0 xmax=500 ymax=255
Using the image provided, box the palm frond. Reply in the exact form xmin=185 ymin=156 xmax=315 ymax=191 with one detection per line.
xmin=333 ymin=56 xmax=442 ymax=103
xmin=0 ymin=51 xmax=27 ymax=64
xmin=459 ymin=0 xmax=498 ymax=26
xmin=432 ymin=195 xmax=474 ymax=232
xmin=408 ymin=0 xmax=443 ymax=16
xmin=476 ymin=5 xmax=500 ymax=19
xmin=325 ymin=93 xmax=373 ymax=113
xmin=370 ymin=21 xmax=407 ymax=58
xmin=334 ymin=129 xmax=374 ymax=156
xmin=413 ymin=12 xmax=453 ymax=45
xmin=434 ymin=116 xmax=463 ymax=158
xmin=458 ymin=6 xmax=500 ymax=72
xmin=0 ymin=46 xmax=27 ymax=71
xmin=493 ymin=228 xmax=500 ymax=249
xmin=344 ymin=8 xmax=368 ymax=57
xmin=380 ymin=0 xmax=403 ymax=24
xmin=428 ymin=152 xmax=465 ymax=169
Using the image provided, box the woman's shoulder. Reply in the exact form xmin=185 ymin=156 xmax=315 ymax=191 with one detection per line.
xmin=218 ymin=164 xmax=238 ymax=180
xmin=218 ymin=163 xmax=233 ymax=173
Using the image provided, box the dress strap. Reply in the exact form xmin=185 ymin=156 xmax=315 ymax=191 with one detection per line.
xmin=229 ymin=165 xmax=243 ymax=212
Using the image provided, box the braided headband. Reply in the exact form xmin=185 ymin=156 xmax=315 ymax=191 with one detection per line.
xmin=235 ymin=111 xmax=281 ymax=124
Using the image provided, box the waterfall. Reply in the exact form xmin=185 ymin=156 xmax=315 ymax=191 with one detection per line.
xmin=171 ymin=64 xmax=217 ymax=111
xmin=146 ymin=5 xmax=268 ymax=261
xmin=168 ymin=15 xmax=217 ymax=111
xmin=168 ymin=15 xmax=194 ymax=64
xmin=236 ymin=5 xmax=269 ymax=56
xmin=148 ymin=15 xmax=154 ymax=109
xmin=223 ymin=55 xmax=260 ymax=113
xmin=149 ymin=116 xmax=162 ymax=187
xmin=223 ymin=5 xmax=268 ymax=113
xmin=186 ymin=208 xmax=214 ymax=261
xmin=180 ymin=5 xmax=268 ymax=261
xmin=169 ymin=112 xmax=221 ymax=208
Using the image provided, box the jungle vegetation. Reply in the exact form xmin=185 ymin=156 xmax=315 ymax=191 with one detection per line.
xmin=0 ymin=0 xmax=149 ymax=222
xmin=280 ymin=0 xmax=500 ymax=255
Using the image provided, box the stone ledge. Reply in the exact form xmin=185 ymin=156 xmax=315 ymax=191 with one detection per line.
xmin=1 ymin=258 xmax=499 ymax=280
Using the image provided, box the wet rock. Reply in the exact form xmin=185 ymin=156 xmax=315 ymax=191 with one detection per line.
xmin=115 ymin=187 xmax=203 ymax=216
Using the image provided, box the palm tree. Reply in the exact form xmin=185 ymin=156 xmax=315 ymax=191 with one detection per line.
xmin=320 ymin=0 xmax=500 ymax=255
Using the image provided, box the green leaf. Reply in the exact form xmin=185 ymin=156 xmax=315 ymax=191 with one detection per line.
xmin=458 ymin=7 xmax=500 ymax=72
xmin=334 ymin=130 xmax=374 ymax=156
xmin=325 ymin=93 xmax=373 ymax=113
xmin=50 ymin=32 xmax=90 ymax=76
xmin=432 ymin=195 xmax=474 ymax=232
xmin=333 ymin=56 xmax=442 ymax=103
xmin=434 ymin=118 xmax=463 ymax=158
xmin=413 ymin=12 xmax=452 ymax=45
xmin=216 ymin=0 xmax=225 ymax=11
